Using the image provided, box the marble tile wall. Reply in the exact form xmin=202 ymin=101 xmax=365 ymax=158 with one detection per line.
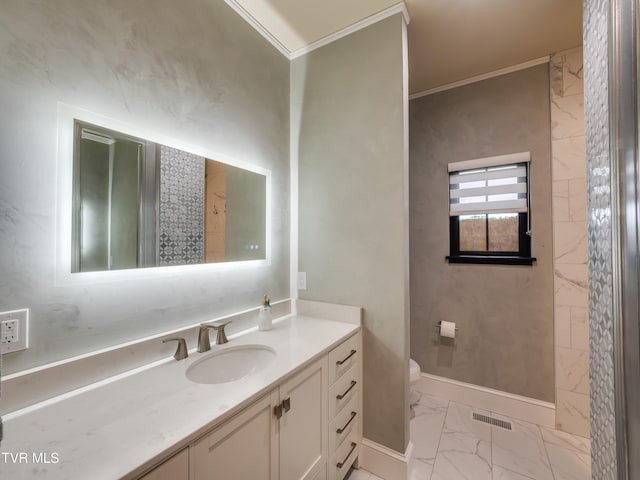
xmin=550 ymin=48 xmax=590 ymax=438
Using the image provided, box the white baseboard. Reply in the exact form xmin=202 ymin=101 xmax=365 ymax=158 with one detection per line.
xmin=419 ymin=373 xmax=556 ymax=429
xmin=359 ymin=438 xmax=413 ymax=480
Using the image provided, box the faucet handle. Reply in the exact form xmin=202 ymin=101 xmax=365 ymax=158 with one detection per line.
xmin=163 ymin=337 xmax=188 ymax=360
xmin=211 ymin=320 xmax=232 ymax=345
xmin=211 ymin=320 xmax=232 ymax=328
xmin=198 ymin=320 xmax=232 ymax=351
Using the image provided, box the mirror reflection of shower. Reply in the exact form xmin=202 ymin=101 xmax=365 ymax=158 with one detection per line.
xmin=76 ymin=128 xmax=143 ymax=272
xmin=72 ymin=121 xmax=267 ymax=273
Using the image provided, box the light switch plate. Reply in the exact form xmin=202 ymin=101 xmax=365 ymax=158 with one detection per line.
xmin=0 ymin=308 xmax=29 ymax=354
xmin=297 ymin=272 xmax=307 ymax=290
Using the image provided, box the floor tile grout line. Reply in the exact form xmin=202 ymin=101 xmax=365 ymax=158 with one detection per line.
xmin=427 ymin=398 xmax=450 ymax=480
xmin=495 ymin=464 xmax=539 ymax=480
xmin=537 ymin=422 xmax=558 ymax=480
xmin=489 ymin=410 xmax=493 ymax=479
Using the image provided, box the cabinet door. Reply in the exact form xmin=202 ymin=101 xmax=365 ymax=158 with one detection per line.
xmin=139 ymin=448 xmax=188 ymax=480
xmin=279 ymin=357 xmax=328 ymax=480
xmin=191 ymin=390 xmax=279 ymax=480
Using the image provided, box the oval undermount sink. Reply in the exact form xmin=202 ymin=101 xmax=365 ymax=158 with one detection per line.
xmin=186 ymin=344 xmax=276 ymax=384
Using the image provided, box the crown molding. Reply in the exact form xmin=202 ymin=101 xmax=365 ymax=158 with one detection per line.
xmin=225 ymin=0 xmax=410 ymax=60
xmin=223 ymin=0 xmax=291 ymax=58
xmin=409 ymin=56 xmax=551 ymax=100
xmin=290 ymin=2 xmax=410 ymax=59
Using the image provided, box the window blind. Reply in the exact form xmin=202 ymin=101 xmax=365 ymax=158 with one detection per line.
xmin=448 ymin=153 xmax=530 ymax=217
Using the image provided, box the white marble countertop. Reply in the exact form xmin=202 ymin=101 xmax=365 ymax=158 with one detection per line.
xmin=0 ymin=315 xmax=359 ymax=479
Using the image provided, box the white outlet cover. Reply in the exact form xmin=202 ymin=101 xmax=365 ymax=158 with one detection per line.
xmin=2 ymin=319 xmax=18 ymax=342
xmin=297 ymin=272 xmax=307 ymax=290
xmin=0 ymin=308 xmax=29 ymax=354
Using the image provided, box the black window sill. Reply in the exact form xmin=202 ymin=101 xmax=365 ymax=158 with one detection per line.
xmin=446 ymin=255 xmax=536 ymax=266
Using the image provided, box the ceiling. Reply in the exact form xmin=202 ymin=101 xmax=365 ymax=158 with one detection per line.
xmin=230 ymin=0 xmax=583 ymax=95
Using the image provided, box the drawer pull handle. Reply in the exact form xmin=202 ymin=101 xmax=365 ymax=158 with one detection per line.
xmin=336 ymin=349 xmax=357 ymax=365
xmin=336 ymin=411 xmax=357 ymax=434
xmin=337 ymin=442 xmax=357 ymax=469
xmin=283 ymin=397 xmax=291 ymax=412
xmin=274 ymin=404 xmax=283 ymax=419
xmin=336 ymin=380 xmax=357 ymax=400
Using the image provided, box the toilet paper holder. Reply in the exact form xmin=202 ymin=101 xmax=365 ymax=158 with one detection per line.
xmin=434 ymin=321 xmax=459 ymax=332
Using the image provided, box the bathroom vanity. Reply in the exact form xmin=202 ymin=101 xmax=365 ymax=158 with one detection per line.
xmin=1 ymin=303 xmax=362 ymax=480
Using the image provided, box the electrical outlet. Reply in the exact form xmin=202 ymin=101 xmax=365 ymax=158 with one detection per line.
xmin=0 ymin=308 xmax=29 ymax=354
xmin=2 ymin=319 xmax=18 ymax=343
xmin=297 ymin=272 xmax=307 ymax=290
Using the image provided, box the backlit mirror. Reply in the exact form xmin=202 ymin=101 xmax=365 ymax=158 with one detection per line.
xmin=72 ymin=121 xmax=267 ymax=273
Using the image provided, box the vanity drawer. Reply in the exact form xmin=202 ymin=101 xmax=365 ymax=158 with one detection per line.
xmin=331 ymin=426 xmax=359 ymax=480
xmin=329 ymin=394 xmax=359 ymax=454
xmin=329 ymin=364 xmax=358 ymax=419
xmin=328 ymin=334 xmax=359 ymax=385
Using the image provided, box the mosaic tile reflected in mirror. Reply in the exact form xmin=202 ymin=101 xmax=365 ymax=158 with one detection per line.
xmin=72 ymin=121 xmax=266 ymax=273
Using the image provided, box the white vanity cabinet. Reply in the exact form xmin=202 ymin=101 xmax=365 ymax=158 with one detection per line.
xmin=279 ymin=356 xmax=328 ymax=480
xmin=191 ymin=390 xmax=279 ymax=479
xmin=139 ymin=449 xmax=189 ymax=480
xmin=191 ymin=356 xmax=328 ymax=480
xmin=327 ymin=333 xmax=361 ymax=480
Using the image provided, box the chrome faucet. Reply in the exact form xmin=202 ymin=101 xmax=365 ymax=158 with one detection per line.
xmin=197 ymin=320 xmax=232 ymax=353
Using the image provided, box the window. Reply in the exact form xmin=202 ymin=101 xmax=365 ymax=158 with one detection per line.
xmin=446 ymin=152 xmax=535 ymax=265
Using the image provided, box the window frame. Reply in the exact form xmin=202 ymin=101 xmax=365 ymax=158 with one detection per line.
xmin=447 ymin=212 xmax=534 ymax=265
xmin=446 ymin=154 xmax=536 ymax=266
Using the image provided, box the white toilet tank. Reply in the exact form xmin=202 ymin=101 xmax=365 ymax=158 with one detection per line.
xmin=409 ymin=358 xmax=421 ymax=383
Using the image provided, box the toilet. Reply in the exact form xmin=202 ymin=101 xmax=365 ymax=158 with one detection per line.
xmin=410 ymin=358 xmax=421 ymax=384
xmin=409 ymin=358 xmax=421 ymax=409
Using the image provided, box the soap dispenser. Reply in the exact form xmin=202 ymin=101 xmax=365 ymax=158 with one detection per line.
xmin=258 ymin=294 xmax=272 ymax=331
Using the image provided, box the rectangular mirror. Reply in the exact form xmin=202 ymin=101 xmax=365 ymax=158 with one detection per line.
xmin=72 ymin=121 xmax=267 ymax=273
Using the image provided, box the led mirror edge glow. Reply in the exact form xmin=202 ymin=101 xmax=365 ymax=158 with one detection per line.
xmin=55 ymin=102 xmax=272 ymax=286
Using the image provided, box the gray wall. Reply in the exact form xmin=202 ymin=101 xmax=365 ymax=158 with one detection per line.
xmin=409 ymin=65 xmax=555 ymax=402
xmin=0 ymin=0 xmax=290 ymax=372
xmin=294 ymin=15 xmax=409 ymax=453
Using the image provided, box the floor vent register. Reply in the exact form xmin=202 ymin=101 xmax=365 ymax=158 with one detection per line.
xmin=472 ymin=412 xmax=513 ymax=431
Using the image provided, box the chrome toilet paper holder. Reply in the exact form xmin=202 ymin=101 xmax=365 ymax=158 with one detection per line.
xmin=434 ymin=321 xmax=459 ymax=332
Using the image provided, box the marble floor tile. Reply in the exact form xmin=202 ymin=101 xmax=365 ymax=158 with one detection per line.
xmin=545 ymin=443 xmax=591 ymax=480
xmin=347 ymin=468 xmax=373 ymax=480
xmin=406 ymin=392 xmax=591 ymax=480
xmin=431 ymin=402 xmax=492 ymax=480
xmin=540 ymin=426 xmax=590 ymax=455
xmin=411 ymin=394 xmax=447 ymax=458
xmin=492 ymin=464 xmax=537 ymax=479
xmin=409 ymin=391 xmax=447 ymax=479
xmin=412 ymin=388 xmax=449 ymax=417
xmin=491 ymin=416 xmax=554 ymax=480
xmin=408 ymin=454 xmax=433 ymax=480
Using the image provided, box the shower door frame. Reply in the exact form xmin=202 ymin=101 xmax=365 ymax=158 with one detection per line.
xmin=610 ymin=0 xmax=640 ymax=478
